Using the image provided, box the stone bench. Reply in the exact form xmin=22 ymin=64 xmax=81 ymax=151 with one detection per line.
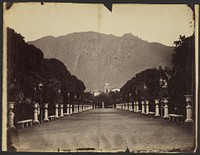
xmin=63 ymin=113 xmax=67 ymax=116
xmin=169 ymin=114 xmax=184 ymax=122
xmin=138 ymin=110 xmax=142 ymax=113
xmin=17 ymin=119 xmax=33 ymax=128
xmin=48 ymin=115 xmax=56 ymax=121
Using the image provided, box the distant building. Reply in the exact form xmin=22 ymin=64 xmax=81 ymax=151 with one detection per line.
xmin=111 ymin=88 xmax=120 ymax=93
xmin=94 ymin=91 xmax=101 ymax=97
xmin=104 ymin=83 xmax=111 ymax=94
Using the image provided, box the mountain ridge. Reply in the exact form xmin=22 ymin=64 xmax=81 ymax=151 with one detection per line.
xmin=28 ymin=32 xmax=174 ymax=91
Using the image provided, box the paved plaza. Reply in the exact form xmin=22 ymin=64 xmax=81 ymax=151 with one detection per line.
xmin=11 ymin=109 xmax=195 ymax=152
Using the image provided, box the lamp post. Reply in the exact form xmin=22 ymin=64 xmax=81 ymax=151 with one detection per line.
xmin=38 ymin=83 xmax=43 ymax=123
xmin=129 ymin=93 xmax=132 ymax=111
xmin=159 ymin=77 xmax=168 ymax=118
xmin=159 ymin=77 xmax=164 ymax=118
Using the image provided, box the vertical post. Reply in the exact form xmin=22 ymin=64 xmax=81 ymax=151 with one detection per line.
xmin=60 ymin=104 xmax=64 ymax=117
xmin=8 ymin=101 xmax=16 ymax=129
xmin=70 ymin=104 xmax=73 ymax=114
xmin=43 ymin=103 xmax=49 ymax=122
xmin=33 ymin=102 xmax=40 ymax=124
xmin=67 ymin=104 xmax=70 ymax=115
xmin=155 ymin=99 xmax=160 ymax=117
xmin=102 ymin=102 xmax=104 ymax=109
xmin=145 ymin=100 xmax=149 ymax=115
xmin=133 ymin=102 xmax=136 ymax=112
xmin=163 ymin=98 xmax=169 ymax=119
xmin=136 ymin=101 xmax=139 ymax=112
xmin=141 ymin=101 xmax=145 ymax=114
xmin=55 ymin=103 xmax=59 ymax=118
xmin=129 ymin=103 xmax=132 ymax=111
xmin=184 ymin=95 xmax=194 ymax=123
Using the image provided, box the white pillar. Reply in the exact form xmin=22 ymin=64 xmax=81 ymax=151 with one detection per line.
xmin=136 ymin=101 xmax=139 ymax=112
xmin=141 ymin=101 xmax=145 ymax=114
xmin=43 ymin=103 xmax=49 ymax=122
xmin=145 ymin=100 xmax=149 ymax=115
xmin=33 ymin=102 xmax=40 ymax=124
xmin=73 ymin=105 xmax=76 ymax=113
xmin=155 ymin=99 xmax=160 ymax=117
xmin=70 ymin=104 xmax=73 ymax=114
xmin=82 ymin=105 xmax=85 ymax=111
xmin=129 ymin=103 xmax=132 ymax=111
xmin=8 ymin=101 xmax=16 ymax=128
xmin=126 ymin=103 xmax=129 ymax=110
xmin=60 ymin=104 xmax=64 ymax=117
xmin=184 ymin=95 xmax=194 ymax=123
xmin=55 ymin=103 xmax=59 ymax=118
xmin=67 ymin=104 xmax=70 ymax=115
xmin=102 ymin=102 xmax=104 ymax=109
xmin=163 ymin=98 xmax=169 ymax=119
xmin=79 ymin=104 xmax=82 ymax=112
xmin=133 ymin=102 xmax=136 ymax=112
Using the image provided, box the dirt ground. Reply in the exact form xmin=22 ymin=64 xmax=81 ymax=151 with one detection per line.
xmin=11 ymin=108 xmax=195 ymax=153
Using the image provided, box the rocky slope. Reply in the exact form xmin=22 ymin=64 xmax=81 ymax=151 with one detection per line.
xmin=29 ymin=32 xmax=173 ymax=91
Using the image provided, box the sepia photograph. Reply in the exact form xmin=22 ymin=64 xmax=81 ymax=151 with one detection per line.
xmin=2 ymin=2 xmax=199 ymax=153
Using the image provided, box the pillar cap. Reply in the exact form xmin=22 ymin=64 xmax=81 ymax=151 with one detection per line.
xmin=184 ymin=95 xmax=192 ymax=102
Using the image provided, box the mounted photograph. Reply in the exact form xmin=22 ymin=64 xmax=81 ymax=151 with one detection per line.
xmin=2 ymin=2 xmax=199 ymax=153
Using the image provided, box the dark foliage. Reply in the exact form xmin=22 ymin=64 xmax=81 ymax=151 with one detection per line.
xmin=120 ymin=34 xmax=195 ymax=117
xmin=7 ymin=28 xmax=86 ymax=122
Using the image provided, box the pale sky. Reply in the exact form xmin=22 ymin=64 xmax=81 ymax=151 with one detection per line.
xmin=4 ymin=3 xmax=194 ymax=46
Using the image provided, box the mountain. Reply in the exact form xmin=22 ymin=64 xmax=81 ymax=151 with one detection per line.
xmin=28 ymin=32 xmax=174 ymax=91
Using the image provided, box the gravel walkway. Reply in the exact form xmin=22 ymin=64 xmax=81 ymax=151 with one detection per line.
xmin=11 ymin=108 xmax=195 ymax=152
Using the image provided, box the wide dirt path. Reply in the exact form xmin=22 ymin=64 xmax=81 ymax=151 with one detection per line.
xmin=12 ymin=108 xmax=195 ymax=152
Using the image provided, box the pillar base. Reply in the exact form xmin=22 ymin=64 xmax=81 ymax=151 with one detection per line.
xmin=155 ymin=114 xmax=160 ymax=117
xmin=60 ymin=116 xmax=64 ymax=118
xmin=163 ymin=115 xmax=169 ymax=119
xmin=33 ymin=120 xmax=40 ymax=124
xmin=8 ymin=126 xmax=16 ymax=130
xmin=55 ymin=116 xmax=59 ymax=119
xmin=185 ymin=119 xmax=194 ymax=123
xmin=43 ymin=118 xmax=49 ymax=122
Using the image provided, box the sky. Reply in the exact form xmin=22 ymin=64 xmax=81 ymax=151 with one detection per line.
xmin=4 ymin=3 xmax=194 ymax=46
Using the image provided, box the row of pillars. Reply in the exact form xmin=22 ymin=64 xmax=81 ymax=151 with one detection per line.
xmin=116 ymin=95 xmax=194 ymax=123
xmin=8 ymin=102 xmax=94 ymax=129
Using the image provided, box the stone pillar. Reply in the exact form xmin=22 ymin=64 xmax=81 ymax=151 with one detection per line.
xmin=145 ymin=100 xmax=149 ymax=115
xmin=141 ymin=101 xmax=145 ymax=114
xmin=102 ymin=102 xmax=104 ymax=109
xmin=43 ymin=103 xmax=49 ymax=122
xmin=67 ymin=104 xmax=70 ymax=115
xmin=60 ymin=104 xmax=64 ymax=117
xmin=73 ymin=105 xmax=76 ymax=113
xmin=184 ymin=95 xmax=194 ymax=123
xmin=163 ymin=98 xmax=169 ymax=119
xmin=8 ymin=101 xmax=16 ymax=128
xmin=33 ymin=102 xmax=40 ymax=124
xmin=133 ymin=102 xmax=136 ymax=112
xmin=82 ymin=105 xmax=85 ymax=111
xmin=79 ymin=104 xmax=82 ymax=112
xmin=155 ymin=99 xmax=160 ymax=117
xmin=136 ymin=101 xmax=139 ymax=112
xmin=129 ymin=103 xmax=132 ymax=111
xmin=55 ymin=103 xmax=59 ymax=118
xmin=70 ymin=104 xmax=73 ymax=114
